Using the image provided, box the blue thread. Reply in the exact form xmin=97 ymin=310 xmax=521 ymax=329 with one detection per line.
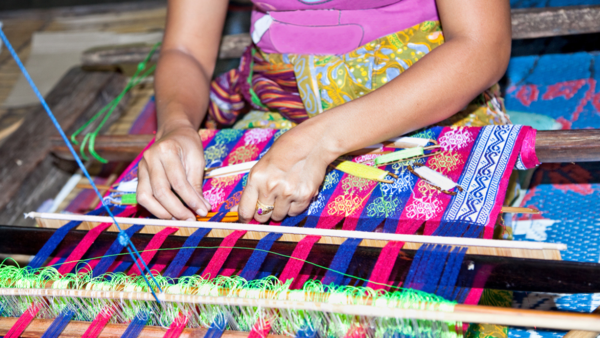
xmin=239 ymin=232 xmax=282 ymax=280
xmin=121 ymin=311 xmax=149 ymax=338
xmin=436 ymin=247 xmax=468 ymax=299
xmin=163 ymin=228 xmax=211 ymax=279
xmin=322 ymin=217 xmax=383 ymax=285
xmin=0 ymin=29 xmax=161 ymax=302
xmin=295 ymin=325 xmax=318 ymax=338
xmin=27 ymin=208 xmax=107 ymax=271
xmin=41 ymin=308 xmax=75 ymax=338
xmin=93 ymin=224 xmax=144 ymax=277
xmin=204 ymin=313 xmax=227 ymax=338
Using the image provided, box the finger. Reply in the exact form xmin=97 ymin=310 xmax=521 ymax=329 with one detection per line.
xmin=182 ymin=147 xmax=212 ymax=211
xmin=146 ymin=156 xmax=196 ymax=220
xmin=253 ymin=191 xmax=277 ymax=224
xmin=162 ymin=154 xmax=209 ymax=217
xmin=270 ymin=197 xmax=291 ymax=222
xmin=289 ymin=199 xmax=311 ymax=217
xmin=136 ymin=160 xmax=172 ymax=219
xmin=238 ymin=183 xmax=259 ymax=223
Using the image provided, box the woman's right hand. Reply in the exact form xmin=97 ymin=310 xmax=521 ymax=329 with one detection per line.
xmin=137 ymin=122 xmax=211 ymax=220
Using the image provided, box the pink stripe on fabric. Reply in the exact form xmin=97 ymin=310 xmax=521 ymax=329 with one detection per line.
xmin=163 ymin=312 xmax=189 ymax=338
xmin=485 ymin=127 xmax=529 ymax=238
xmin=520 ymin=127 xmax=540 ymax=169
xmin=278 ymin=235 xmax=321 ymax=282
xmin=77 ymin=208 xmax=138 ymax=274
xmin=366 ymin=241 xmax=404 ymax=290
xmin=57 ymin=222 xmax=112 ymax=275
xmin=366 ymin=220 xmax=421 ymax=290
xmin=344 ymin=325 xmax=367 ymax=338
xmin=248 ymin=320 xmax=271 ymax=338
xmin=129 ymin=227 xmax=178 ymax=275
xmin=5 ymin=302 xmax=40 ymax=338
xmin=82 ymin=307 xmax=114 ymax=338
xmin=201 ymin=230 xmax=247 ymax=279
xmin=463 ymin=260 xmax=493 ymax=305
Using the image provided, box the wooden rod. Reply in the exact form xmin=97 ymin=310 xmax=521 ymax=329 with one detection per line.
xmin=51 ymin=130 xmax=600 ymax=164
xmin=0 ymin=288 xmax=598 ymax=331
xmin=26 ymin=212 xmax=566 ymax=250
xmin=0 ymin=317 xmax=286 ymax=338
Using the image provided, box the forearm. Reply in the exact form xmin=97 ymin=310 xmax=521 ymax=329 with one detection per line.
xmin=307 ymin=36 xmax=510 ymax=160
xmin=154 ymin=49 xmax=213 ymax=138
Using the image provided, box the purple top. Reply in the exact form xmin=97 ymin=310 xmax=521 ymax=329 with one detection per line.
xmin=251 ymin=0 xmax=439 ymax=55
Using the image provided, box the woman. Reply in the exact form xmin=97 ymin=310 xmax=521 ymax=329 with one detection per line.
xmin=137 ymin=0 xmax=512 ymax=224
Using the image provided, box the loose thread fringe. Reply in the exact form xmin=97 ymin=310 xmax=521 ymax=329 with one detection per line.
xmin=0 ymin=265 xmax=461 ymax=338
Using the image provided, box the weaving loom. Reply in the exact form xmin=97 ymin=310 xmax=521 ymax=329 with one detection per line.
xmin=2 ymin=123 xmax=600 ymax=338
xmin=2 ymin=13 xmax=600 ymax=338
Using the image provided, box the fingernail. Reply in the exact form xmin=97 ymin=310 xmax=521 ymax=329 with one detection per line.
xmin=186 ymin=218 xmax=194 ymax=222
xmin=171 ymin=217 xmax=176 ymax=220
xmin=197 ymin=209 xmax=207 ymax=217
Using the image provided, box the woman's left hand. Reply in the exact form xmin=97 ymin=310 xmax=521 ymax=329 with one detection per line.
xmin=238 ymin=121 xmax=339 ymax=223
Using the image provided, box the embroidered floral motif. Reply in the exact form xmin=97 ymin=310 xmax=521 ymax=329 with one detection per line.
xmin=380 ymin=170 xmax=413 ymax=196
xmin=214 ymin=129 xmax=243 ymax=145
xmin=405 ymin=195 xmax=443 ymax=220
xmin=199 ymin=129 xmax=218 ymax=142
xmin=241 ymin=174 xmax=248 ymax=187
xmin=229 ymin=144 xmax=259 ymax=165
xmin=307 ymin=193 xmax=326 ymax=215
xmin=204 ymin=187 xmax=225 ymax=211
xmin=428 ymin=152 xmax=463 ymax=173
xmin=341 ymin=175 xmax=375 ymax=194
xmin=367 ymin=196 xmax=400 ymax=218
xmin=327 ymin=194 xmax=364 ymax=217
xmin=224 ymin=191 xmax=242 ymax=210
xmin=243 ymin=128 xmax=273 ymax=145
xmin=204 ymin=144 xmax=228 ymax=164
xmin=323 ymin=170 xmax=340 ymax=191
xmin=210 ymin=175 xmax=240 ymax=189
xmin=439 ymin=127 xmax=473 ymax=151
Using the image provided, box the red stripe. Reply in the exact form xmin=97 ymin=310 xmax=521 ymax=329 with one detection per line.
xmin=5 ymin=302 xmax=40 ymax=338
xmin=129 ymin=227 xmax=178 ymax=276
xmin=82 ymin=307 xmax=114 ymax=338
xmin=57 ymin=223 xmax=112 ymax=275
xmin=163 ymin=312 xmax=189 ymax=338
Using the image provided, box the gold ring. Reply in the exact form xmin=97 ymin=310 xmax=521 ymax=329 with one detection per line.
xmin=256 ymin=200 xmax=274 ymax=215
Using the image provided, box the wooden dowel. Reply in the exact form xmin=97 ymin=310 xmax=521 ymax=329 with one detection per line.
xmin=563 ymin=306 xmax=600 ymax=338
xmin=0 ymin=317 xmax=286 ymax=338
xmin=501 ymin=206 xmax=540 ymax=214
xmin=0 ymin=288 xmax=598 ymax=331
xmin=26 ymin=212 xmax=566 ymax=250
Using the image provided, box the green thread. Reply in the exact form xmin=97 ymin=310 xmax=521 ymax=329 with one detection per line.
xmin=0 ymin=262 xmax=459 ymax=337
xmin=71 ymin=42 xmax=160 ymax=163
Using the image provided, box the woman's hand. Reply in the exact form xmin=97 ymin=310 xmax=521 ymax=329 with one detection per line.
xmin=238 ymin=121 xmax=340 ymax=223
xmin=137 ymin=121 xmax=211 ymax=220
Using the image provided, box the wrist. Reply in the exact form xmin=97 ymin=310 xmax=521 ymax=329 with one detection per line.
xmin=157 ymin=118 xmax=196 ymax=139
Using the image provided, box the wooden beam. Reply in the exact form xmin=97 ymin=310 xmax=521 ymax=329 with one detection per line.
xmin=51 ymin=129 xmax=600 ymax=164
xmin=0 ymin=317 xmax=285 ymax=338
xmin=80 ymin=5 xmax=600 ymax=69
xmin=511 ymin=5 xmax=600 ymax=39
xmin=0 ymin=68 xmax=129 ymax=225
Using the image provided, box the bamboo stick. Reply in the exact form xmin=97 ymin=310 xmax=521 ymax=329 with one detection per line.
xmin=0 ymin=288 xmax=597 ymax=331
xmin=26 ymin=212 xmax=566 ymax=251
xmin=563 ymin=306 xmax=600 ymax=338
